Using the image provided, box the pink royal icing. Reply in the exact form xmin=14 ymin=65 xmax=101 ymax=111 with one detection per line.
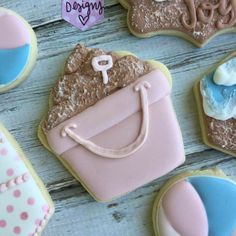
xmin=60 ymin=81 xmax=151 ymax=159
xmin=0 ymin=173 xmax=30 ymax=193
xmin=46 ymin=70 xmax=171 ymax=155
xmin=0 ymin=10 xmax=31 ymax=49
xmin=46 ymin=69 xmax=185 ymax=201
xmin=160 ymin=181 xmax=208 ymax=236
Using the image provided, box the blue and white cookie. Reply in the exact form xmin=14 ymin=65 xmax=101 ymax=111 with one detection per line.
xmin=0 ymin=7 xmax=37 ymax=93
xmin=194 ymin=52 xmax=236 ymax=157
xmin=153 ymin=169 xmax=236 ymax=236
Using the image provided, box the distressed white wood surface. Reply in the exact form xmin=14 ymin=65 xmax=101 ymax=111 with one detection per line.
xmin=0 ymin=1 xmax=236 ymax=235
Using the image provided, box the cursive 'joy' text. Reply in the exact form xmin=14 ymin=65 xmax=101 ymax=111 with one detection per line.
xmin=181 ymin=0 xmax=236 ymax=30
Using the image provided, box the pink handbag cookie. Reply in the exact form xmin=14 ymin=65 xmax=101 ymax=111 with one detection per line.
xmin=0 ymin=123 xmax=54 ymax=236
xmin=38 ymin=44 xmax=185 ymax=202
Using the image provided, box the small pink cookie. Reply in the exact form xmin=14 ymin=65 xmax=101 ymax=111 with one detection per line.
xmin=0 ymin=123 xmax=54 ymax=236
xmin=38 ymin=45 xmax=185 ymax=202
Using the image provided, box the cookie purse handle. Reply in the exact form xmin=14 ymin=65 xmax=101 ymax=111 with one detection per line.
xmin=61 ymin=69 xmax=151 ymax=159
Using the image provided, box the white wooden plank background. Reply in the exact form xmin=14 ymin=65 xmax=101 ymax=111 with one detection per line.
xmin=0 ymin=1 xmax=236 ymax=235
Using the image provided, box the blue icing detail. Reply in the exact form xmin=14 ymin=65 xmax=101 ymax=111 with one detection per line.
xmin=188 ymin=176 xmax=236 ymax=236
xmin=0 ymin=44 xmax=30 ymax=85
xmin=201 ymin=70 xmax=236 ymax=111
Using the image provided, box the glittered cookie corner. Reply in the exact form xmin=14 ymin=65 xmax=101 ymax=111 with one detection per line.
xmin=119 ymin=0 xmax=236 ymax=47
xmin=194 ymin=52 xmax=236 ymax=157
xmin=0 ymin=7 xmax=38 ymax=93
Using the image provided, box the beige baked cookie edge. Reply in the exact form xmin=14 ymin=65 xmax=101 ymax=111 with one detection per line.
xmin=118 ymin=0 xmax=236 ymax=47
xmin=37 ymin=51 xmax=174 ymax=202
xmin=115 ymin=51 xmax=172 ymax=85
xmin=193 ymin=51 xmax=236 ymax=158
xmin=0 ymin=123 xmax=54 ymax=235
xmin=0 ymin=8 xmax=38 ymax=93
xmin=152 ymin=168 xmax=229 ymax=236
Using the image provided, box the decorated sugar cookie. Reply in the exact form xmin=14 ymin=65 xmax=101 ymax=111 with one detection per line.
xmin=38 ymin=44 xmax=185 ymax=202
xmin=0 ymin=123 xmax=54 ymax=235
xmin=119 ymin=0 xmax=236 ymax=47
xmin=194 ymin=52 xmax=236 ymax=157
xmin=0 ymin=8 xmax=37 ymax=93
xmin=153 ymin=169 xmax=236 ymax=236
xmin=61 ymin=0 xmax=105 ymax=31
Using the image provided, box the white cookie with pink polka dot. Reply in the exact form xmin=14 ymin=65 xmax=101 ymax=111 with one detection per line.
xmin=0 ymin=123 xmax=54 ymax=236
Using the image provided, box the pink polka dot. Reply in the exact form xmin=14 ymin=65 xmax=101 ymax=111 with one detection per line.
xmin=0 ymin=220 xmax=6 ymax=228
xmin=0 ymin=148 xmax=7 ymax=156
xmin=6 ymin=168 xmax=14 ymax=176
xmin=20 ymin=212 xmax=28 ymax=220
xmin=13 ymin=226 xmax=21 ymax=234
xmin=6 ymin=205 xmax=14 ymax=213
xmin=35 ymin=219 xmax=42 ymax=226
xmin=42 ymin=204 xmax=49 ymax=213
xmin=13 ymin=190 xmax=21 ymax=198
xmin=27 ymin=197 xmax=35 ymax=205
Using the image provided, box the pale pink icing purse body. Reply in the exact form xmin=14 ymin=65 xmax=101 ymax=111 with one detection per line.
xmin=45 ymin=69 xmax=185 ymax=201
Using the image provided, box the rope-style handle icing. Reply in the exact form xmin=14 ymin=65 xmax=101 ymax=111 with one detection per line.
xmin=61 ymin=81 xmax=151 ymax=159
xmin=0 ymin=173 xmax=30 ymax=193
